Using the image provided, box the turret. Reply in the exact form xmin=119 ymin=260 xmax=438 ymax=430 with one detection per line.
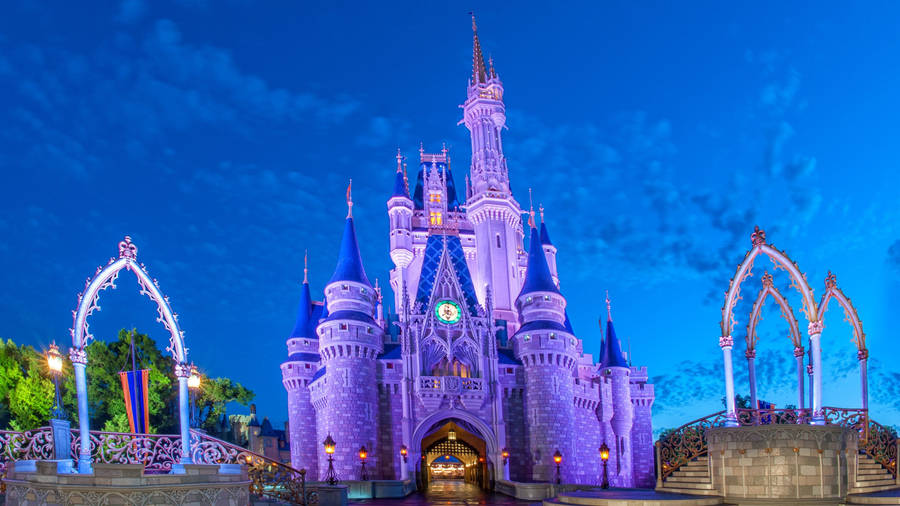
xmin=315 ymin=185 xmax=383 ymax=479
xmin=598 ymin=294 xmax=634 ymax=487
xmin=281 ymin=253 xmax=322 ymax=477
xmin=539 ymin=205 xmax=559 ymax=285
xmin=462 ymin=15 xmax=524 ymax=319
xmin=388 ymin=150 xmax=414 ymax=270
xmin=513 ymin=211 xmax=578 ymax=482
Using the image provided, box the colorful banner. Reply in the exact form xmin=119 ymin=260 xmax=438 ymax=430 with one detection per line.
xmin=119 ymin=369 xmax=150 ymax=434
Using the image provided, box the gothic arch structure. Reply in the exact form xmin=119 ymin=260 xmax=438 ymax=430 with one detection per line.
xmin=719 ymin=227 xmax=869 ymax=425
xmin=68 ymin=236 xmax=192 ymax=472
xmin=818 ymin=271 xmax=868 ymax=409
xmin=744 ymin=271 xmax=804 ymax=410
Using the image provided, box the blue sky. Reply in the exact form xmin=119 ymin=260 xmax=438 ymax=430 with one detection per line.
xmin=2 ymin=1 xmax=899 ymax=434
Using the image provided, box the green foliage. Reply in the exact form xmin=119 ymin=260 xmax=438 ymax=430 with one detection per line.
xmin=195 ymin=376 xmax=254 ymax=433
xmin=721 ymin=394 xmax=752 ymax=409
xmin=0 ymin=339 xmax=56 ymax=430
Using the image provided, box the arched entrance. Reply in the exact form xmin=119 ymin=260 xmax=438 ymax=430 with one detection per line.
xmin=416 ymin=418 xmax=493 ymax=490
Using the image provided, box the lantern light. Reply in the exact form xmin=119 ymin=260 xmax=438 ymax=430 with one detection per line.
xmin=553 ymin=450 xmax=562 ymax=464
xmin=599 ymin=443 xmax=610 ymax=462
xmin=187 ymin=364 xmax=201 ymax=389
xmin=359 ymin=445 xmax=368 ymax=461
xmin=448 ymin=429 xmax=456 ymax=441
xmin=323 ymin=435 xmax=336 ymax=455
xmin=47 ymin=344 xmax=63 ymax=373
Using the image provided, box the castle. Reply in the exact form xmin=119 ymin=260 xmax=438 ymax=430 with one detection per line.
xmin=280 ymin=19 xmax=655 ymax=488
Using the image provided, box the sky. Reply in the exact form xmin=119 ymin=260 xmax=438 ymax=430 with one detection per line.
xmin=1 ymin=1 xmax=900 ymax=435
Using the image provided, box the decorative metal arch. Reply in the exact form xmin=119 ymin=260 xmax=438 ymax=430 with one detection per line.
xmin=719 ymin=226 xmax=821 ymax=425
xmin=817 ymin=271 xmax=869 ymax=409
xmin=744 ymin=271 xmax=805 ymax=410
xmin=68 ymin=236 xmax=193 ymax=473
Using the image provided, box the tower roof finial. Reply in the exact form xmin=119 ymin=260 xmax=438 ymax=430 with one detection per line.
xmin=396 ymin=148 xmax=403 ymax=173
xmin=346 ymin=179 xmax=353 ymax=218
xmin=303 ymin=249 xmax=308 ymax=284
xmin=527 ymin=188 xmax=536 ymax=228
xmin=469 ymin=12 xmax=488 ymax=85
xmin=606 ymin=290 xmax=612 ymax=321
xmin=539 ymin=203 xmax=544 ymax=223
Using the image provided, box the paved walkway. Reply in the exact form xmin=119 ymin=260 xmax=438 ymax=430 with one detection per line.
xmin=352 ymin=479 xmax=540 ymax=505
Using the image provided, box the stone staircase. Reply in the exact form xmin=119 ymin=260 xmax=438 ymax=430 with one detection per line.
xmin=850 ymin=454 xmax=898 ymax=495
xmin=657 ymin=455 xmax=719 ymax=496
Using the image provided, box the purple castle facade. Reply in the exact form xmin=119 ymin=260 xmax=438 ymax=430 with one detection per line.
xmin=281 ymin=19 xmax=655 ymax=488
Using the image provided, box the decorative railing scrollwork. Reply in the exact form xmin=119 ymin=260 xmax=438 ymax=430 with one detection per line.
xmin=863 ymin=419 xmax=897 ymax=478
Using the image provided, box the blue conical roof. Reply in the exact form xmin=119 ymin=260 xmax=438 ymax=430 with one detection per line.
xmin=600 ymin=318 xmax=628 ymax=368
xmin=519 ymin=226 xmax=560 ymax=296
xmin=328 ymin=217 xmax=372 ymax=287
xmin=289 ymin=281 xmax=314 ymax=338
xmin=540 ymin=221 xmax=553 ymax=246
xmin=391 ymin=169 xmax=409 ymax=199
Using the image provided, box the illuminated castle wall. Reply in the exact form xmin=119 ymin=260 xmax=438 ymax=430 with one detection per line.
xmin=281 ymin=19 xmax=654 ymax=487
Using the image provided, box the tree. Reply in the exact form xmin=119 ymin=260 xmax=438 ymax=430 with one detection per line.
xmin=195 ymin=377 xmax=254 ymax=433
xmin=0 ymin=339 xmax=56 ymax=430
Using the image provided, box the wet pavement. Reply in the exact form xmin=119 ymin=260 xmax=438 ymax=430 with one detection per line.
xmin=352 ymin=479 xmax=541 ymax=505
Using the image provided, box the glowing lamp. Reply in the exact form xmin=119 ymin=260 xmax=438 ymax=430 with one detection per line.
xmin=599 ymin=443 xmax=610 ymax=461
xmin=187 ymin=364 xmax=201 ymax=390
xmin=501 ymin=448 xmax=509 ymax=459
xmin=47 ymin=344 xmax=63 ymax=373
xmin=323 ymin=435 xmax=336 ymax=455
xmin=478 ymin=456 xmax=485 ymax=463
xmin=448 ymin=429 xmax=456 ymax=441
xmin=400 ymin=445 xmax=408 ymax=457
xmin=553 ymin=450 xmax=562 ymax=464
xmin=358 ymin=445 xmax=368 ymax=461
xmin=445 ymin=455 xmax=450 ymax=460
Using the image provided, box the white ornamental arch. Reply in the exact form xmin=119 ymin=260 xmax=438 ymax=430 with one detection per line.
xmin=68 ymin=236 xmax=193 ymax=473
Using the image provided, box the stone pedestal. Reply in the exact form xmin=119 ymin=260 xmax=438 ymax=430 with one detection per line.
xmin=707 ymin=425 xmax=854 ymax=504
xmin=3 ymin=461 xmax=250 ymax=505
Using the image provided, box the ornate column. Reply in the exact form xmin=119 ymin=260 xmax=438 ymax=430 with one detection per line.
xmin=720 ymin=336 xmax=738 ymax=426
xmin=808 ymin=322 xmax=824 ymax=424
xmin=175 ymin=363 xmax=193 ymax=465
xmin=794 ymin=347 xmax=805 ymax=412
xmin=858 ymin=349 xmax=869 ymax=412
xmin=746 ymin=349 xmax=757 ymax=413
xmin=806 ymin=363 xmax=814 ymax=412
xmin=69 ymin=348 xmax=92 ymax=473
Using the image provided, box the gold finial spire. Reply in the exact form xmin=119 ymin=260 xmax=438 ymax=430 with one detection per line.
xmin=606 ymin=290 xmax=612 ymax=321
xmin=539 ymin=203 xmax=544 ymax=223
xmin=396 ymin=148 xmax=403 ymax=173
xmin=303 ymin=249 xmax=308 ymax=284
xmin=346 ymin=179 xmax=353 ymax=218
xmin=489 ymin=55 xmax=496 ymax=78
xmin=469 ymin=12 xmax=488 ymax=85
xmin=527 ymin=188 xmax=536 ymax=228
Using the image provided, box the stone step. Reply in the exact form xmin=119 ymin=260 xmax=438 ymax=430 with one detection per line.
xmin=671 ymin=470 xmax=711 ymax=478
xmin=854 ymin=479 xmax=899 ymax=490
xmin=666 ymin=476 xmax=713 ymax=484
xmin=859 ymin=472 xmax=894 ymax=481
xmin=656 ymin=486 xmax=721 ymax=496
xmin=846 ymin=487 xmax=900 ymax=504
xmin=544 ymin=492 xmax=725 ymax=506
xmin=659 ymin=481 xmax=714 ymax=491
xmin=862 ymin=462 xmax=889 ymax=469
xmin=861 ymin=468 xmax=892 ymax=476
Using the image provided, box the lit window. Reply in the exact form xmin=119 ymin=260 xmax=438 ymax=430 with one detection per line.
xmin=429 ymin=212 xmax=443 ymax=225
xmin=429 ymin=193 xmax=441 ymax=203
xmin=524 ymin=335 xmax=531 ymax=342
xmin=549 ymin=333 xmax=557 ymax=340
xmin=543 ymin=295 xmax=550 ymax=301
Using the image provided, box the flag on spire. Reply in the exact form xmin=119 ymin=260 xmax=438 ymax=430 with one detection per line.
xmin=346 ymin=179 xmax=353 ymax=218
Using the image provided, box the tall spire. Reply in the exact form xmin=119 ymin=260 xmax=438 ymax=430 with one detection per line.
xmin=539 ymin=204 xmax=553 ymax=246
xmin=606 ymin=290 xmax=612 ymax=321
xmin=470 ymin=12 xmax=488 ymax=85
xmin=290 ymin=264 xmax=314 ymax=338
xmin=518 ymin=222 xmax=560 ymax=296
xmin=528 ymin=188 xmax=536 ymax=228
xmin=330 ymin=186 xmax=371 ymax=287
xmin=391 ymin=150 xmax=410 ymax=198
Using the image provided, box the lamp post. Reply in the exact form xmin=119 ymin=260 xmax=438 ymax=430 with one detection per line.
xmin=47 ymin=343 xmax=72 ymax=466
xmin=323 ymin=435 xmax=338 ymax=485
xmin=187 ymin=364 xmax=201 ymax=428
xmin=400 ymin=445 xmax=408 ymax=463
xmin=553 ymin=449 xmax=562 ymax=485
xmin=501 ymin=447 xmax=509 ymax=465
xmin=599 ymin=443 xmax=610 ymax=489
xmin=358 ymin=445 xmax=369 ymax=481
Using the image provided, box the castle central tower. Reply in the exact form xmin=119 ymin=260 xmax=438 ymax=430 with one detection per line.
xmin=462 ymin=16 xmax=524 ymax=322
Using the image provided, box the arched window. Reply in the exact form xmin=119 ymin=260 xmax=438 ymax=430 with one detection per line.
xmin=430 ymin=358 xmax=470 ymax=378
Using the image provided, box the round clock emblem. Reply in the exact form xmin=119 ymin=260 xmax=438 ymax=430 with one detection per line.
xmin=435 ymin=300 xmax=462 ymax=324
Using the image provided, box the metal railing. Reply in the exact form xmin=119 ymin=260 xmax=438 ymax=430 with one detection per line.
xmin=0 ymin=427 xmax=317 ymax=504
xmin=655 ymin=407 xmax=890 ymax=482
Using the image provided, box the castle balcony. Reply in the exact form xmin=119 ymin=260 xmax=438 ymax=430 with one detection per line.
xmin=415 ymin=376 xmax=485 ymax=412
